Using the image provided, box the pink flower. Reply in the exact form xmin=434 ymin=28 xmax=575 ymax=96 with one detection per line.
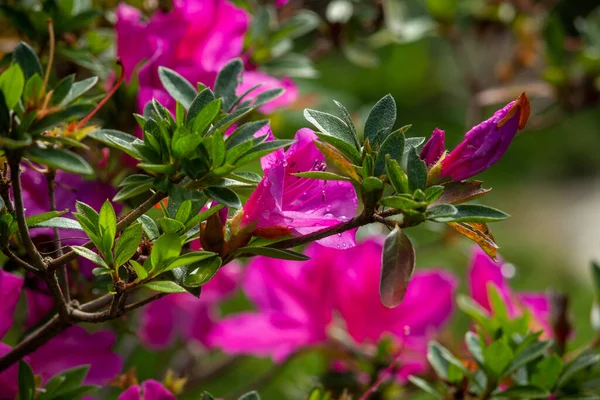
xmin=420 ymin=128 xmax=445 ymax=167
xmin=468 ymin=247 xmax=551 ymax=335
xmin=116 ymin=0 xmax=297 ymax=115
xmin=440 ymin=93 xmax=530 ymax=181
xmin=0 ymin=270 xmax=122 ymax=397
xmin=118 ymin=380 xmax=175 ymax=400
xmin=208 ymin=239 xmax=458 ymax=374
xmin=241 ymin=128 xmax=358 ymax=248
xmin=138 ymin=264 xmax=240 ymax=349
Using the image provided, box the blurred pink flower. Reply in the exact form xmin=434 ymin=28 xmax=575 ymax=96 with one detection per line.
xmin=242 ymin=128 xmax=358 ymax=248
xmin=118 ymin=379 xmax=175 ymax=400
xmin=208 ymin=240 xmax=458 ymax=374
xmin=0 ymin=270 xmax=122 ymax=397
xmin=116 ymin=0 xmax=297 ymax=115
xmin=138 ymin=264 xmax=241 ymax=349
xmin=468 ymin=247 xmax=551 ymax=335
xmin=440 ymin=93 xmax=530 ymax=181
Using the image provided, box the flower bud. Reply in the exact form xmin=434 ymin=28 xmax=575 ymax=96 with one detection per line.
xmin=440 ymin=93 xmax=530 ymax=181
xmin=420 ymin=128 xmax=445 ymax=167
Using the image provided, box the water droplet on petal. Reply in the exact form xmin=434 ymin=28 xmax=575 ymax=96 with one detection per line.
xmin=404 ymin=325 xmax=411 ymax=336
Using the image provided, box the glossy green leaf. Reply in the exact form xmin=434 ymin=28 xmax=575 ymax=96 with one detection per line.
xmin=29 ymin=217 xmax=82 ymax=231
xmin=408 ymin=376 xmax=444 ymax=399
xmin=380 ymin=226 xmax=415 ymax=308
xmin=25 ymin=210 xmax=66 ymax=227
xmin=292 ymin=171 xmax=352 ymax=181
xmin=492 ymin=385 xmax=550 ymax=399
xmin=71 ymin=246 xmax=108 ymax=268
xmin=150 ymin=232 xmax=183 ymax=270
xmin=138 ymin=214 xmax=159 ymax=241
xmin=380 ymin=195 xmax=426 ymax=210
xmin=530 ymin=354 xmax=563 ymax=390
xmin=26 ymin=148 xmax=93 ymax=175
xmin=385 ymin=157 xmax=409 ymax=194
xmin=13 ymin=42 xmax=42 ymax=80
xmin=163 ymin=251 xmax=219 ymax=273
xmin=234 ymin=140 xmax=294 ymax=167
xmin=158 ymin=217 xmax=186 ymax=235
xmin=0 ymin=63 xmax=24 ymax=109
xmin=192 ymin=98 xmax=221 ymax=135
xmin=186 ymin=88 xmax=215 ymax=125
xmin=505 ymin=340 xmax=553 ymax=376
xmin=557 ymin=352 xmax=600 ymax=388
xmin=431 ymin=204 xmax=510 ymax=223
xmin=129 ymin=260 xmax=148 ymax=281
xmin=144 ymin=280 xmax=187 ymax=293
xmin=50 ymin=74 xmax=75 ymax=106
xmin=114 ymin=223 xmax=143 ymax=267
xmin=226 ymin=120 xmax=269 ymax=149
xmin=205 ymin=186 xmax=241 ymax=209
xmin=99 ymin=200 xmax=117 ymax=252
xmin=483 ymin=340 xmax=514 ymax=378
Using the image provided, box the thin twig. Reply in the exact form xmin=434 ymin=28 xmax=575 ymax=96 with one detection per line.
xmin=47 ymin=171 xmax=69 ymax=303
xmin=1 ymin=248 xmax=39 ymax=274
xmin=47 ymin=191 xmax=167 ymax=272
xmin=8 ymin=158 xmax=45 ymax=271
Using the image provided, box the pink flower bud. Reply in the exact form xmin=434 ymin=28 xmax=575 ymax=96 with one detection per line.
xmin=420 ymin=128 xmax=445 ymax=166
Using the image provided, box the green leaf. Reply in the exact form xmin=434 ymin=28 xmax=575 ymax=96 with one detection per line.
xmin=0 ymin=63 xmax=25 ymax=109
xmin=13 ymin=42 xmax=42 ymax=80
xmin=557 ymin=351 xmax=600 ymax=388
xmin=39 ymin=365 xmax=91 ymax=399
xmin=92 ymin=267 xmax=112 ymax=276
xmin=71 ymin=246 xmax=108 ymax=268
xmin=431 ymin=204 xmax=510 ymax=223
xmin=60 ymin=76 xmax=98 ymax=106
xmin=191 ymin=98 xmax=221 ymax=135
xmin=408 ymin=376 xmax=444 ymax=399
xmin=374 ymin=128 xmax=404 ymax=176
xmin=404 ymin=136 xmax=425 ymax=151
xmin=226 ymin=120 xmax=270 ymax=149
xmin=88 ymin=129 xmax=142 ymax=159
xmin=184 ymin=204 xmax=225 ymax=231
xmin=138 ymin=214 xmax=159 ymax=241
xmin=505 ymin=340 xmax=553 ymax=376
xmin=530 ymin=354 xmax=562 ymax=390
xmin=407 ymin=146 xmax=427 ymax=192
xmin=425 ymin=185 xmax=444 ymax=203
xmin=163 ymin=251 xmax=219 ymax=273
xmin=234 ymin=140 xmax=294 ymax=166
xmin=99 ymin=200 xmax=117 ymax=251
xmin=210 ymin=106 xmax=253 ymax=136
xmin=158 ymin=216 xmax=186 ymax=235
xmin=26 ymin=148 xmax=93 ymax=175
xmin=483 ymin=340 xmax=514 ymax=378
xmin=252 ymin=88 xmax=284 ymax=109
xmin=18 ymin=360 xmax=35 ymax=400
xmin=150 ymin=232 xmax=183 ymax=270
xmin=315 ymin=132 xmax=362 ymax=165
xmin=385 ymin=157 xmax=409 ymax=194
xmin=25 ymin=210 xmax=66 ymax=227
xmin=465 ymin=331 xmax=484 ymax=365
xmin=380 ymin=226 xmax=415 ymax=308
xmin=364 ymin=94 xmax=396 ymax=147
xmin=292 ymin=171 xmax=352 ymax=181
xmin=175 ymin=200 xmax=192 ymax=224
xmin=427 ymin=341 xmax=474 ymax=384
xmin=205 ymin=186 xmax=241 ymax=209
xmin=238 ymin=391 xmax=261 ymax=400
xmin=333 ymin=100 xmax=358 ymax=141
xmin=236 ymin=247 xmax=310 ymax=261
xmin=214 ymin=58 xmax=243 ymax=111
xmin=50 ymin=74 xmax=75 ymax=106
xmin=114 ymin=223 xmax=143 ymax=267
xmin=380 ymin=195 xmax=426 ymax=210
xmin=492 ymin=385 xmax=550 ymax=399
xmin=75 ymin=201 xmax=99 ymax=229
xmin=187 ymin=88 xmax=215 ymax=125
xmin=129 ymin=260 xmax=148 ymax=281
xmin=457 ymin=295 xmax=498 ymax=334
xmin=144 ymin=280 xmax=187 ymax=293
xmin=425 ymin=204 xmax=457 ymax=219
xmin=304 ymin=108 xmax=360 ymax=150
xmin=29 ymin=217 xmax=82 ymax=231
xmin=158 ymin=66 xmax=196 ymax=109
xmin=113 ymin=182 xmax=154 ymax=202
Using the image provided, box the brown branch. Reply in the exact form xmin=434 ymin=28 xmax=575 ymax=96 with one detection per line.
xmin=8 ymin=158 xmax=45 ymax=271
xmin=46 ymin=191 xmax=167 ymax=272
xmin=47 ymin=171 xmax=70 ymax=303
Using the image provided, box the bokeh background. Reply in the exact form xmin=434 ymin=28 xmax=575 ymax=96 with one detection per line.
xmin=2 ymin=0 xmax=600 ymax=398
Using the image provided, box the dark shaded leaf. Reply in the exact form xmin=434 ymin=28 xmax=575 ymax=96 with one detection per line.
xmin=380 ymin=226 xmax=415 ymax=308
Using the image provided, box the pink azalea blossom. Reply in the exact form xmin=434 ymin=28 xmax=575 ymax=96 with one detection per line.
xmin=468 ymin=247 xmax=551 ymax=335
xmin=440 ymin=93 xmax=530 ymax=181
xmin=118 ymin=380 xmax=175 ymax=400
xmin=208 ymin=239 xmax=458 ymax=376
xmin=241 ymin=128 xmax=358 ymax=248
xmin=116 ymin=0 xmax=297 ymax=115
xmin=138 ymin=264 xmax=240 ymax=349
xmin=0 ymin=270 xmax=122 ymax=397
xmin=420 ymin=128 xmax=445 ymax=167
